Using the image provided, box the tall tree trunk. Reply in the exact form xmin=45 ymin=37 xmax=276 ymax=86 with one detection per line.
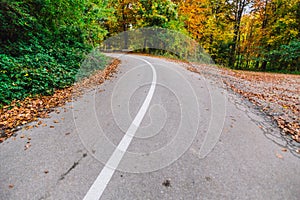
xmin=260 ymin=0 xmax=269 ymax=71
xmin=122 ymin=1 xmax=128 ymax=49
xmin=229 ymin=0 xmax=248 ymax=69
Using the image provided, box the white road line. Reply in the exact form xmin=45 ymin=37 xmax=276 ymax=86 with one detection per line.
xmin=83 ymin=56 xmax=157 ymax=200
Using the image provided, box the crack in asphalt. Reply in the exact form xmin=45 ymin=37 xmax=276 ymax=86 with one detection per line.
xmin=59 ymin=153 xmax=88 ymax=181
xmin=183 ymin=62 xmax=300 ymax=158
xmin=227 ymin=90 xmax=300 ymax=158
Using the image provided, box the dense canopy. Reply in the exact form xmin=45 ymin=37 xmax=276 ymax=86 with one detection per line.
xmin=1 ymin=0 xmax=299 ymax=106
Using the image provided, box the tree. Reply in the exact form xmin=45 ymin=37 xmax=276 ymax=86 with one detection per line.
xmin=177 ymin=0 xmax=233 ymax=65
xmin=238 ymin=0 xmax=300 ymax=71
xmin=227 ymin=0 xmax=252 ymax=69
xmin=0 ymin=0 xmax=112 ymax=105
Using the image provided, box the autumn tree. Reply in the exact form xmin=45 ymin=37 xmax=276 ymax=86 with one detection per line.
xmin=238 ymin=0 xmax=300 ymax=71
xmin=226 ymin=0 xmax=252 ymax=69
xmin=177 ymin=0 xmax=233 ymax=64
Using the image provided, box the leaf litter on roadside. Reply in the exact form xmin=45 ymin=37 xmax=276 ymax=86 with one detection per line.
xmin=222 ymin=70 xmax=300 ymax=144
xmin=0 ymin=59 xmax=120 ymax=142
xmin=186 ymin=64 xmax=300 ymax=144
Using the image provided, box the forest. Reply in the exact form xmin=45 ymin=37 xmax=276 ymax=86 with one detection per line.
xmin=1 ymin=0 xmax=300 ymax=106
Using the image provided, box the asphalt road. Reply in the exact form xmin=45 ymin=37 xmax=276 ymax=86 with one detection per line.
xmin=1 ymin=54 xmax=299 ymax=200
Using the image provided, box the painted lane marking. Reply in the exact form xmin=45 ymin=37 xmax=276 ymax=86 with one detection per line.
xmin=83 ymin=56 xmax=157 ymax=200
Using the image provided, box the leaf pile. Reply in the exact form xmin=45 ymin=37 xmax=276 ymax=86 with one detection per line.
xmin=186 ymin=64 xmax=300 ymax=144
xmin=0 ymin=59 xmax=120 ymax=142
xmin=222 ymin=70 xmax=300 ymax=143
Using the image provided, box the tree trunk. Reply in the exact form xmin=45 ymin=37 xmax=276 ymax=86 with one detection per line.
xmin=122 ymin=2 xmax=128 ymax=49
xmin=229 ymin=0 xmax=248 ymax=69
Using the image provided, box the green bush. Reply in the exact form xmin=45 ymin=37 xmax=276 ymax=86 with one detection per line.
xmin=0 ymin=0 xmax=109 ymax=107
xmin=266 ymin=40 xmax=300 ymax=72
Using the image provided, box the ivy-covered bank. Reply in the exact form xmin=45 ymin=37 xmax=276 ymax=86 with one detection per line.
xmin=0 ymin=0 xmax=111 ymax=107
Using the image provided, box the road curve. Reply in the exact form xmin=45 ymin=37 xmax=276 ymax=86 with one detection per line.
xmin=0 ymin=54 xmax=299 ymax=200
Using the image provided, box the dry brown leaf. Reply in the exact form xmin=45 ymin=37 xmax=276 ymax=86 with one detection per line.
xmin=25 ymin=125 xmax=33 ymax=130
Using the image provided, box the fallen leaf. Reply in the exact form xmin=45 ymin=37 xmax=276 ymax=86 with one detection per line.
xmin=8 ymin=184 xmax=14 ymax=189
xmin=49 ymin=126 xmax=55 ymax=128
xmin=281 ymin=148 xmax=287 ymax=152
xmin=25 ymin=143 xmax=31 ymax=150
xmin=53 ymin=120 xmax=59 ymax=123
xmin=276 ymin=153 xmax=283 ymax=159
xmin=44 ymin=170 xmax=49 ymax=174
xmin=25 ymin=125 xmax=33 ymax=130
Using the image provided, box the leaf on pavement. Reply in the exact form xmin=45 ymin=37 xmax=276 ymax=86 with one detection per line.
xmin=276 ymin=153 xmax=283 ymax=159
xmin=24 ymin=142 xmax=31 ymax=150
